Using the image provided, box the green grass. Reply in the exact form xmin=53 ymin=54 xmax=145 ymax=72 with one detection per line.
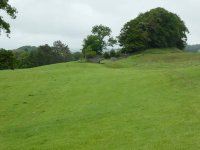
xmin=1 ymin=49 xmax=200 ymax=150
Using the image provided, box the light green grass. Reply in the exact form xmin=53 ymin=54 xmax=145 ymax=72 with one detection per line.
xmin=1 ymin=49 xmax=200 ymax=150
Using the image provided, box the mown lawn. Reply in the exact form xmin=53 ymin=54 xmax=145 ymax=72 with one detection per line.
xmin=0 ymin=50 xmax=200 ymax=150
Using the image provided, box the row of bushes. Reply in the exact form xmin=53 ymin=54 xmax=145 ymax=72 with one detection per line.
xmin=0 ymin=47 xmax=123 ymax=70
xmin=0 ymin=41 xmax=83 ymax=70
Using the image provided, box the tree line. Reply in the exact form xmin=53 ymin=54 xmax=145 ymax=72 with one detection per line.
xmin=1 ymin=1 xmax=190 ymax=70
xmin=0 ymin=41 xmax=82 ymax=70
xmin=81 ymin=7 xmax=188 ymax=59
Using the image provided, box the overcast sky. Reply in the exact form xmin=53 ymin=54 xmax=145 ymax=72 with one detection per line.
xmin=0 ymin=0 xmax=199 ymax=51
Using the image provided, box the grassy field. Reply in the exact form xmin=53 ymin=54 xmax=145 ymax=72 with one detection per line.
xmin=0 ymin=49 xmax=200 ymax=150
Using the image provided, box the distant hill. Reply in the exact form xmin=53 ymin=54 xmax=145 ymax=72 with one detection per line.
xmin=13 ymin=46 xmax=81 ymax=53
xmin=185 ymin=44 xmax=200 ymax=52
xmin=14 ymin=46 xmax=37 ymax=52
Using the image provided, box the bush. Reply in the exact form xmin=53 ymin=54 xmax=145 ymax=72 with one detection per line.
xmin=115 ymin=51 xmax=121 ymax=58
xmin=110 ymin=50 xmax=116 ymax=57
xmin=103 ymin=52 xmax=110 ymax=59
xmin=86 ymin=50 xmax=97 ymax=59
xmin=0 ymin=49 xmax=15 ymax=70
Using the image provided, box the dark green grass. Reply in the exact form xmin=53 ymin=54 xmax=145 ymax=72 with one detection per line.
xmin=0 ymin=49 xmax=200 ymax=150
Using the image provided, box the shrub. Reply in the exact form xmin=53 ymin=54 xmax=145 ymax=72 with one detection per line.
xmin=103 ymin=52 xmax=110 ymax=59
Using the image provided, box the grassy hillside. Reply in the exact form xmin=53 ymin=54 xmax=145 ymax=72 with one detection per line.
xmin=103 ymin=48 xmax=200 ymax=68
xmin=0 ymin=49 xmax=200 ymax=150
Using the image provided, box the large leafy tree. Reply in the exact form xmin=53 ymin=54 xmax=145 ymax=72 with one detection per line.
xmin=53 ymin=40 xmax=71 ymax=61
xmin=118 ymin=7 xmax=189 ymax=53
xmin=92 ymin=25 xmax=111 ymax=50
xmin=0 ymin=49 xmax=15 ymax=70
xmin=82 ymin=35 xmax=102 ymax=55
xmin=0 ymin=0 xmax=17 ymax=35
xmin=82 ymin=25 xmax=117 ymax=55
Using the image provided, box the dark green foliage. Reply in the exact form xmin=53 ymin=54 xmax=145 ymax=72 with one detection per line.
xmin=52 ymin=40 xmax=72 ymax=62
xmin=86 ymin=51 xmax=97 ymax=59
xmin=118 ymin=7 xmax=189 ymax=53
xmin=92 ymin=25 xmax=111 ymax=42
xmin=115 ymin=50 xmax=121 ymax=58
xmin=0 ymin=49 xmax=15 ymax=70
xmin=15 ymin=46 xmax=37 ymax=53
xmin=110 ymin=50 xmax=116 ymax=57
xmin=82 ymin=25 xmax=117 ymax=57
xmin=0 ymin=0 xmax=17 ymax=35
xmin=35 ymin=45 xmax=55 ymax=66
xmin=84 ymin=46 xmax=97 ymax=59
xmin=103 ymin=50 xmax=121 ymax=59
xmin=82 ymin=35 xmax=102 ymax=55
xmin=14 ymin=45 xmax=55 ymax=68
xmin=14 ymin=50 xmax=32 ymax=68
xmin=107 ymin=37 xmax=117 ymax=47
xmin=103 ymin=52 xmax=110 ymax=59
xmin=92 ymin=25 xmax=117 ymax=49
xmin=13 ymin=41 xmax=75 ymax=69
xmin=72 ymin=52 xmax=82 ymax=61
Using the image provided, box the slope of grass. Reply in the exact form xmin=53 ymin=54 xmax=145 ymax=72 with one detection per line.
xmin=0 ymin=49 xmax=200 ymax=150
xmin=103 ymin=48 xmax=200 ymax=68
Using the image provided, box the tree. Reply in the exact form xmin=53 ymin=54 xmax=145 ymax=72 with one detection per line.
xmin=15 ymin=50 xmax=32 ymax=68
xmin=0 ymin=49 xmax=15 ymax=70
xmin=0 ymin=0 xmax=17 ymax=35
xmin=110 ymin=50 xmax=116 ymax=57
xmin=83 ymin=46 xmax=97 ymax=59
xmin=92 ymin=25 xmax=111 ymax=50
xmin=53 ymin=41 xmax=71 ymax=62
xmin=92 ymin=24 xmax=117 ymax=51
xmin=82 ymin=35 xmax=102 ymax=55
xmin=82 ymin=25 xmax=117 ymax=56
xmin=13 ymin=42 xmax=73 ymax=69
xmin=72 ymin=52 xmax=82 ymax=61
xmin=36 ymin=44 xmax=55 ymax=65
xmin=103 ymin=49 xmax=121 ymax=59
xmin=103 ymin=51 xmax=110 ymax=59
xmin=118 ymin=7 xmax=189 ymax=53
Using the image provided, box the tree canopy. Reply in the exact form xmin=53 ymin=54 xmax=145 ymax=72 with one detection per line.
xmin=82 ymin=25 xmax=117 ymax=56
xmin=0 ymin=0 xmax=17 ymax=35
xmin=0 ymin=49 xmax=15 ymax=70
xmin=118 ymin=7 xmax=189 ymax=53
xmin=82 ymin=35 xmax=102 ymax=55
xmin=11 ymin=41 xmax=81 ymax=69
